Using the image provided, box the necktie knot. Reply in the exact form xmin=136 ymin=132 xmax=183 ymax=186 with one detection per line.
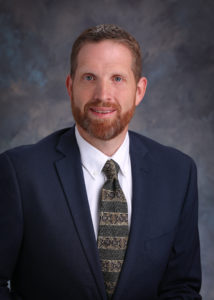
xmin=102 ymin=159 xmax=119 ymax=180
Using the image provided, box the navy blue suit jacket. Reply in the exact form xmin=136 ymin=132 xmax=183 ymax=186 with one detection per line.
xmin=0 ymin=127 xmax=201 ymax=299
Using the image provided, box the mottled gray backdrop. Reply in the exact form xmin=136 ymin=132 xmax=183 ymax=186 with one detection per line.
xmin=0 ymin=0 xmax=214 ymax=298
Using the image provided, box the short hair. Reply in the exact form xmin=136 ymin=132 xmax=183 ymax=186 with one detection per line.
xmin=70 ymin=24 xmax=142 ymax=82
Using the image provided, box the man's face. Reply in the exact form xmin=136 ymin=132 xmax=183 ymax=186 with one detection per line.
xmin=66 ymin=40 xmax=146 ymax=140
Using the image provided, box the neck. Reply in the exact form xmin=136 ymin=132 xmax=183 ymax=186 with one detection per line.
xmin=76 ymin=125 xmax=128 ymax=157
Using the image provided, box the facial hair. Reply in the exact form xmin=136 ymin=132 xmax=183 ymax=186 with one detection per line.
xmin=71 ymin=97 xmax=136 ymax=140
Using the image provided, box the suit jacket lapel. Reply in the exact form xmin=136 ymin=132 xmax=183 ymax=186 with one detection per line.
xmin=54 ymin=127 xmax=106 ymax=299
xmin=113 ymin=131 xmax=153 ymax=299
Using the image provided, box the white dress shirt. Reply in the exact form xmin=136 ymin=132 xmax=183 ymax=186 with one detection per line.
xmin=75 ymin=126 xmax=132 ymax=239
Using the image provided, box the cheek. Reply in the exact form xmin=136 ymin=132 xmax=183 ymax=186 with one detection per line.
xmin=119 ymin=92 xmax=136 ymax=110
xmin=72 ymin=89 xmax=89 ymax=107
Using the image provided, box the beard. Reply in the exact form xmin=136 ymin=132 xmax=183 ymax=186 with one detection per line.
xmin=71 ymin=97 xmax=136 ymax=140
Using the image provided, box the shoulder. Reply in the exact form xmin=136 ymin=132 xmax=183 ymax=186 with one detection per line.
xmin=129 ymin=130 xmax=196 ymax=170
xmin=0 ymin=127 xmax=73 ymax=166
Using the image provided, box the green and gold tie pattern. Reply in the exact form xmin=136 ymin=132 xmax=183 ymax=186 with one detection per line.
xmin=97 ymin=159 xmax=129 ymax=299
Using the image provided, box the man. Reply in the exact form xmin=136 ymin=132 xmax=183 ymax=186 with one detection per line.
xmin=0 ymin=24 xmax=201 ymax=299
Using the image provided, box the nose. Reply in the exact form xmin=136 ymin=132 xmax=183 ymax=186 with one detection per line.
xmin=93 ymin=79 xmax=112 ymax=102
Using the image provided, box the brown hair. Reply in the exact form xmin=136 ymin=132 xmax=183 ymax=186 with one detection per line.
xmin=70 ymin=24 xmax=142 ymax=82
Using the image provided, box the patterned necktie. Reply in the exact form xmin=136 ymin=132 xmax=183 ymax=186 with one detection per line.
xmin=97 ymin=159 xmax=129 ymax=299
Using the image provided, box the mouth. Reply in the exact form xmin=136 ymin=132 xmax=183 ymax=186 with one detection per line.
xmin=89 ymin=107 xmax=116 ymax=117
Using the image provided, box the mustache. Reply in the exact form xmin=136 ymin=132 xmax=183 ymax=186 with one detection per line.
xmin=84 ymin=99 xmax=121 ymax=111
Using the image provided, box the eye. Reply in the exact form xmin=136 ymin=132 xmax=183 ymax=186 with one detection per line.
xmin=114 ymin=76 xmax=123 ymax=82
xmin=84 ymin=74 xmax=95 ymax=81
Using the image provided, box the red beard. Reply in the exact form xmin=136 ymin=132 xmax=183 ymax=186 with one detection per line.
xmin=71 ymin=98 xmax=135 ymax=140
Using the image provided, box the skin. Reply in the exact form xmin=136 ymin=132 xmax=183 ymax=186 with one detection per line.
xmin=66 ymin=40 xmax=147 ymax=156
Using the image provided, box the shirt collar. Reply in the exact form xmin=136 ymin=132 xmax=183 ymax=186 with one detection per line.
xmin=75 ymin=126 xmax=130 ymax=179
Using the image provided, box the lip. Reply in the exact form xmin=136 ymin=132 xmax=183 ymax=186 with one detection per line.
xmin=89 ymin=107 xmax=116 ymax=118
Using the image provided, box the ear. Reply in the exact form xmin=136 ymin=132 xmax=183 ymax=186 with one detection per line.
xmin=135 ymin=76 xmax=147 ymax=106
xmin=66 ymin=75 xmax=73 ymax=99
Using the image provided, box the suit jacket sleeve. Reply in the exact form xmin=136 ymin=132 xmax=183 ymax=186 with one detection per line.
xmin=158 ymin=159 xmax=202 ymax=299
xmin=0 ymin=152 xmax=24 ymax=300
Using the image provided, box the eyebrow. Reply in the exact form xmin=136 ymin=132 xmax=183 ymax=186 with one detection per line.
xmin=79 ymin=70 xmax=129 ymax=79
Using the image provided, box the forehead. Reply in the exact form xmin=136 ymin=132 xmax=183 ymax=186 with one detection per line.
xmin=76 ymin=40 xmax=134 ymax=72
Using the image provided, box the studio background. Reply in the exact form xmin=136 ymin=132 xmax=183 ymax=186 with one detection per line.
xmin=0 ymin=0 xmax=213 ymax=298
